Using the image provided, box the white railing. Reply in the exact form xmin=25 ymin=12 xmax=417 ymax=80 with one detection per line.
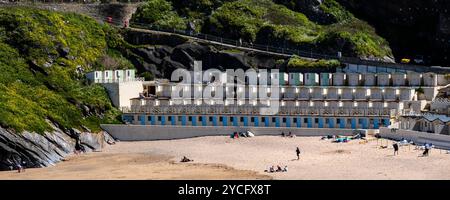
xmin=122 ymin=105 xmax=395 ymax=116
xmin=94 ymin=77 xmax=145 ymax=83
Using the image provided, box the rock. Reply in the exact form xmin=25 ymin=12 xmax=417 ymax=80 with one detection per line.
xmin=81 ymin=125 xmax=91 ymax=133
xmin=0 ymin=125 xmax=107 ymax=171
xmin=80 ymin=132 xmax=102 ymax=151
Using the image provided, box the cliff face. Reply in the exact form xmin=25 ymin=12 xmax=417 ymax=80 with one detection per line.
xmin=0 ymin=126 xmax=110 ymax=170
xmin=0 ymin=7 xmax=122 ymax=170
xmin=337 ymin=0 xmax=450 ymax=66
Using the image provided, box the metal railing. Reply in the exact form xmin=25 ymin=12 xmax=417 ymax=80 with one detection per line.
xmin=93 ymin=77 xmax=144 ymax=83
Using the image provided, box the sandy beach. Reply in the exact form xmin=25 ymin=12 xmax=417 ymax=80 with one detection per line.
xmin=1 ymin=136 xmax=449 ymax=180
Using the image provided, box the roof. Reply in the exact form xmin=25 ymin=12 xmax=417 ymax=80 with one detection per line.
xmin=422 ymin=114 xmax=450 ymax=123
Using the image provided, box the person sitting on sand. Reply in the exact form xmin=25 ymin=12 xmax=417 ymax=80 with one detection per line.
xmin=277 ymin=165 xmax=282 ymax=172
xmin=181 ymin=156 xmax=193 ymax=162
xmin=269 ymin=166 xmax=275 ymax=173
xmin=423 ymin=146 xmax=430 ymax=157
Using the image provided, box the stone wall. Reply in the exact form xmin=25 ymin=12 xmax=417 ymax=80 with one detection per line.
xmin=100 ymin=124 xmax=355 ymax=141
xmin=379 ymin=127 xmax=450 ymax=150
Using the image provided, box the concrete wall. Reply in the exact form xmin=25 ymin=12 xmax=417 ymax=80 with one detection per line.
xmin=103 ymin=81 xmax=143 ymax=108
xmin=101 ymin=124 xmax=355 ymax=141
xmin=379 ymin=127 xmax=450 ymax=150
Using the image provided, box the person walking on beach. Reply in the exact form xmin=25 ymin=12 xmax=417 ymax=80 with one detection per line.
xmin=393 ymin=142 xmax=399 ymax=155
xmin=296 ymin=147 xmax=301 ymax=160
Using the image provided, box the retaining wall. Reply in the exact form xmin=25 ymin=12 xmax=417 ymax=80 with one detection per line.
xmin=379 ymin=127 xmax=450 ymax=150
xmin=100 ymin=124 xmax=355 ymax=141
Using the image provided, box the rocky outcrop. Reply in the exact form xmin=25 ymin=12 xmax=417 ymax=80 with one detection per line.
xmin=123 ymin=30 xmax=291 ymax=79
xmin=0 ymin=124 xmax=113 ymax=171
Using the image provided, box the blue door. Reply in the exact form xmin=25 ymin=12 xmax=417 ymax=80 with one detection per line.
xmin=223 ymin=116 xmax=228 ymax=126
xmin=171 ymin=116 xmax=176 ymax=125
xmin=383 ymin=119 xmax=390 ymax=127
xmin=351 ymin=118 xmax=356 ymax=129
xmin=328 ymin=118 xmax=334 ymax=128
xmin=123 ymin=115 xmax=133 ymax=124
xmin=275 ymin=117 xmax=280 ymax=127
xmin=286 ymin=117 xmax=291 ymax=127
xmin=192 ymin=116 xmax=197 ymax=126
xmin=264 ymin=117 xmax=269 ymax=127
xmin=297 ymin=117 xmax=301 ymax=128
xmin=141 ymin=115 xmax=146 ymax=125
xmin=181 ymin=116 xmax=187 ymax=126
xmin=339 ymin=118 xmax=345 ymax=129
xmin=361 ymin=118 xmax=368 ymax=129
xmin=233 ymin=117 xmax=238 ymax=126
xmin=161 ymin=116 xmax=166 ymax=125
xmin=307 ymin=118 xmax=312 ymax=128
xmin=318 ymin=118 xmax=324 ymax=128
xmin=212 ymin=116 xmax=218 ymax=126
xmin=243 ymin=117 xmax=248 ymax=127
xmin=373 ymin=119 xmax=379 ymax=129
xmin=202 ymin=116 xmax=207 ymax=126
xmin=254 ymin=117 xmax=259 ymax=126
xmin=150 ymin=116 xmax=156 ymax=125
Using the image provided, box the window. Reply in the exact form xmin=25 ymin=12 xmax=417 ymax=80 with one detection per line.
xmin=127 ymin=71 xmax=130 ymax=77
xmin=293 ymin=118 xmax=297 ymax=123
xmin=272 ymin=117 xmax=276 ymax=123
xmin=199 ymin=116 xmax=203 ymax=121
xmin=336 ymin=119 xmax=341 ymax=124
xmin=147 ymin=116 xmax=151 ymax=121
xmin=188 ymin=116 xmax=192 ymax=121
xmin=158 ymin=116 xmax=162 ymax=121
xmin=230 ymin=117 xmax=234 ymax=122
xmin=168 ymin=116 xmax=172 ymax=121
xmin=219 ymin=117 xmax=223 ymax=122
xmin=304 ymin=118 xmax=308 ymax=123
xmin=325 ymin=118 xmax=329 ymax=124
xmin=315 ymin=118 xmax=319 ymax=123
xmin=359 ymin=119 xmax=363 ymax=123
xmin=282 ymin=118 xmax=287 ymax=123
xmin=178 ymin=116 xmax=182 ymax=121
xmin=240 ymin=117 xmax=244 ymax=122
xmin=209 ymin=116 xmax=214 ymax=122
xmin=251 ymin=117 xmax=255 ymax=122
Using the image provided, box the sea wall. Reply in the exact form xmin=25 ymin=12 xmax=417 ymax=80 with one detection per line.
xmin=100 ymin=124 xmax=355 ymax=141
xmin=379 ymin=127 xmax=450 ymax=150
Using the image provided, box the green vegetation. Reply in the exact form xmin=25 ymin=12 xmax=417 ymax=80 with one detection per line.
xmin=0 ymin=7 xmax=123 ymax=134
xmin=132 ymin=0 xmax=393 ymax=59
xmin=287 ymin=56 xmax=341 ymax=69
xmin=132 ymin=0 xmax=186 ymax=30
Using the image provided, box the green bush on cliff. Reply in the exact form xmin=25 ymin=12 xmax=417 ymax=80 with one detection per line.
xmin=132 ymin=0 xmax=186 ymax=30
xmin=0 ymin=7 xmax=122 ymax=134
xmin=132 ymin=0 xmax=393 ymax=60
xmin=287 ymin=56 xmax=341 ymax=69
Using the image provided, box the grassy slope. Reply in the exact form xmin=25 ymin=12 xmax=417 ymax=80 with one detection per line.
xmin=132 ymin=0 xmax=392 ymax=59
xmin=0 ymin=7 xmax=126 ymax=134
